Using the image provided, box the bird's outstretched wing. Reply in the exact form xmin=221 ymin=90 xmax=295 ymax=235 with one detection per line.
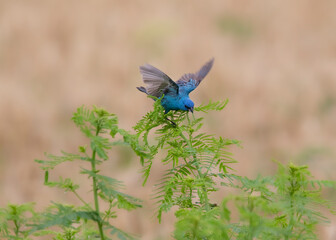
xmin=176 ymin=58 xmax=214 ymax=90
xmin=139 ymin=64 xmax=179 ymax=98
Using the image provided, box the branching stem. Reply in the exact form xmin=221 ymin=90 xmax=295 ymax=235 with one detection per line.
xmin=91 ymin=124 xmax=105 ymax=240
xmin=13 ymin=219 xmax=19 ymax=237
xmin=72 ymin=190 xmax=91 ymax=209
xmin=178 ymin=116 xmax=210 ymax=210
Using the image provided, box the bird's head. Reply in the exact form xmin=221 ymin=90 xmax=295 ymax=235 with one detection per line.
xmin=183 ymin=98 xmax=194 ymax=113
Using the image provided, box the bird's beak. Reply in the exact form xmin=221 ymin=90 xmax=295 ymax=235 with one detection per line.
xmin=189 ymin=107 xmax=194 ymax=113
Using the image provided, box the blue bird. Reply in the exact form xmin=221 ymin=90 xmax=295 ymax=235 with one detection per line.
xmin=137 ymin=58 xmax=214 ymax=114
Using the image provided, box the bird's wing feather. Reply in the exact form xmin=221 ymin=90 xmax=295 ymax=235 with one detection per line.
xmin=176 ymin=58 xmax=214 ymax=88
xmin=139 ymin=64 xmax=178 ymax=97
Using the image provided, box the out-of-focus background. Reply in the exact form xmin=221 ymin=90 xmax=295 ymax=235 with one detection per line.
xmin=1 ymin=0 xmax=335 ymax=239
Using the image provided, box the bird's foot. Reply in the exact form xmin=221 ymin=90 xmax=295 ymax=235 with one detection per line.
xmin=165 ymin=117 xmax=177 ymax=127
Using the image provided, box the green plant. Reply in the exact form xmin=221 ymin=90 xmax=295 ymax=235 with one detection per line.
xmin=132 ymin=99 xmax=336 ymax=239
xmin=34 ymin=107 xmax=143 ymax=239
xmin=219 ymin=162 xmax=336 ymax=240
xmin=0 ymin=203 xmax=39 ymax=240
xmin=0 ymin=100 xmax=335 ymax=240
xmin=133 ymin=99 xmax=239 ymax=220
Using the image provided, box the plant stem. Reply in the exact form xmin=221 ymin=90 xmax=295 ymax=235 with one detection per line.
xmin=11 ymin=206 xmax=20 ymax=237
xmin=13 ymin=219 xmax=19 ymax=237
xmin=178 ymin=127 xmax=210 ymax=210
xmin=91 ymin=125 xmax=105 ymax=240
xmin=72 ymin=190 xmax=91 ymax=209
xmin=102 ymin=201 xmax=114 ymax=223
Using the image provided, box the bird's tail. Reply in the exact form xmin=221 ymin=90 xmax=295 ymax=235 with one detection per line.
xmin=136 ymin=86 xmax=148 ymax=94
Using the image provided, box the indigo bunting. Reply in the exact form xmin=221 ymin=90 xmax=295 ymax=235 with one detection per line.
xmin=137 ymin=58 xmax=214 ymax=114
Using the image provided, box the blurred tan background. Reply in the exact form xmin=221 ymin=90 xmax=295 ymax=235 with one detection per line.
xmin=0 ymin=0 xmax=336 ymax=239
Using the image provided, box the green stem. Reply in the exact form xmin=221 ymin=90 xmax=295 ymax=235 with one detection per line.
xmin=178 ymin=124 xmax=210 ymax=210
xmin=247 ymin=196 xmax=255 ymax=240
xmin=102 ymin=200 xmax=114 ymax=223
xmin=72 ymin=190 xmax=91 ymax=209
xmin=13 ymin=219 xmax=19 ymax=237
xmin=182 ymin=158 xmax=197 ymax=177
xmin=91 ymin=125 xmax=105 ymax=240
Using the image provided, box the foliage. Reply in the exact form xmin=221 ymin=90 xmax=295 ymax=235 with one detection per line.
xmin=0 ymin=203 xmax=39 ymax=240
xmin=0 ymin=101 xmax=335 ymax=240
xmin=217 ymin=162 xmax=336 ymax=239
xmin=33 ymin=106 xmax=143 ymax=240
xmin=134 ymin=98 xmax=239 ymax=222
xmin=173 ymin=162 xmax=336 ymax=240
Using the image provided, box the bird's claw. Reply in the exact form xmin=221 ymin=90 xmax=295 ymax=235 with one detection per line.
xmin=165 ymin=117 xmax=177 ymax=127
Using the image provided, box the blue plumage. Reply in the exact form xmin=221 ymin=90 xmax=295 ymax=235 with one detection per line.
xmin=137 ymin=58 xmax=214 ymax=114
